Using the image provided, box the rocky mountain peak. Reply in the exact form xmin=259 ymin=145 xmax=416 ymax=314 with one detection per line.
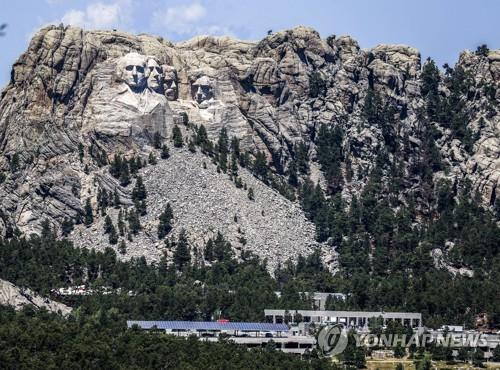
xmin=0 ymin=25 xmax=498 ymax=269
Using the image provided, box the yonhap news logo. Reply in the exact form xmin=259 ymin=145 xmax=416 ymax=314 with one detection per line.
xmin=317 ymin=324 xmax=348 ymax=356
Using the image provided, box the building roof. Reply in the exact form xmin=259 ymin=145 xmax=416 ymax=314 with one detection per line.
xmin=264 ymin=309 xmax=422 ymax=319
xmin=127 ymin=320 xmax=289 ymax=332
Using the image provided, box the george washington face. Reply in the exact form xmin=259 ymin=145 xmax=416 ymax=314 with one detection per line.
xmin=117 ymin=53 xmax=147 ymax=90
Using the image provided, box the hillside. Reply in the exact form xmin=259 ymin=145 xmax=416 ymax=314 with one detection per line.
xmin=0 ymin=24 xmax=498 ymax=278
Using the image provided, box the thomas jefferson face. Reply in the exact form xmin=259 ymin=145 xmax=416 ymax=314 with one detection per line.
xmin=118 ymin=53 xmax=147 ymax=90
xmin=162 ymin=66 xmax=178 ymax=101
xmin=146 ymin=58 xmax=163 ymax=92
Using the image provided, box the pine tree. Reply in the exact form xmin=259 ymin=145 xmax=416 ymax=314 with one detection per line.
xmin=172 ymin=125 xmax=183 ymax=147
xmin=104 ymin=215 xmax=113 ymax=234
xmin=230 ymin=155 xmax=238 ymax=176
xmin=78 ymin=143 xmax=84 ymax=162
xmin=84 ymin=198 xmax=93 ymax=226
xmin=161 ymin=144 xmax=170 ymax=159
xmin=218 ymin=127 xmax=229 ymax=172
xmin=253 ymin=151 xmax=268 ymax=181
xmin=110 ymin=154 xmax=122 ymax=178
xmin=475 ymin=44 xmax=489 ymax=57
xmin=204 ymin=238 xmax=214 ymax=261
xmin=153 ymin=132 xmax=162 ymax=149
xmin=119 ymin=161 xmax=130 ymax=186
xmin=97 ymin=188 xmax=109 ymax=213
xmin=113 ymin=187 xmax=120 ymax=208
xmin=295 ymin=142 xmax=310 ymax=174
xmin=118 ymin=209 xmax=125 ymax=236
xmin=231 ymin=137 xmax=240 ymax=158
xmin=41 ymin=219 xmax=55 ymax=240
xmin=136 ymin=200 xmax=147 ymax=216
xmin=148 ymin=152 xmax=157 ymax=165
xmin=61 ymin=218 xmax=74 ymax=237
xmin=128 ymin=209 xmax=141 ymax=235
xmin=421 ymin=58 xmax=441 ymax=120
xmin=158 ymin=203 xmax=174 ymax=239
xmin=108 ymin=224 xmax=118 ymax=244
xmin=132 ymin=176 xmax=147 ymax=203
xmin=9 ymin=153 xmax=19 ymax=172
xmin=213 ymin=232 xmax=233 ymax=262
xmin=173 ymin=229 xmax=190 ymax=270
xmin=188 ymin=140 xmax=196 ymax=153
xmin=287 ymin=160 xmax=298 ymax=187
xmin=196 ymin=124 xmax=212 ymax=153
xmin=118 ymin=239 xmax=127 ymax=254
xmin=247 ymin=187 xmax=255 ymax=200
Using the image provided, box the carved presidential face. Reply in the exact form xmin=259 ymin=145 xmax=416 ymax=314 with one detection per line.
xmin=146 ymin=58 xmax=163 ymax=92
xmin=192 ymin=76 xmax=214 ymax=103
xmin=117 ymin=53 xmax=147 ymax=90
xmin=162 ymin=65 xmax=178 ymax=101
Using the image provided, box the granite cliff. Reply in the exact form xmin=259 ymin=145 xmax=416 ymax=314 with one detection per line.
xmin=0 ymin=25 xmax=498 ymax=270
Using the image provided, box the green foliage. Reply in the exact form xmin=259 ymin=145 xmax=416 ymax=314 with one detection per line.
xmin=61 ymin=218 xmax=74 ymax=237
xmin=148 ymin=152 xmax=157 ymax=165
xmin=309 ymin=71 xmax=327 ymax=98
xmin=294 ymin=142 xmax=310 ymax=175
xmin=158 ymin=203 xmax=174 ymax=239
xmin=363 ymin=88 xmax=383 ymax=124
xmin=340 ymin=331 xmax=366 ymax=368
xmin=153 ymin=132 xmax=162 ymax=149
xmin=9 ymin=153 xmax=19 ymax=172
xmin=195 ymin=124 xmax=212 ymax=154
xmin=492 ymin=344 xmax=500 ymax=362
xmin=217 ymin=127 xmax=230 ymax=172
xmin=173 ymin=229 xmax=191 ymax=270
xmin=104 ymin=215 xmax=113 ymax=234
xmin=127 ymin=209 xmax=141 ymax=235
xmin=118 ymin=239 xmax=126 ymax=254
xmin=113 ymin=187 xmax=120 ymax=208
xmin=0 ymin=305 xmax=335 ymax=370
xmin=84 ymin=198 xmax=93 ymax=226
xmin=161 ymin=144 xmax=170 ymax=159
xmin=172 ymin=125 xmax=183 ymax=148
xmin=316 ymin=124 xmax=344 ymax=194
xmin=132 ymin=176 xmax=147 ymax=204
xmin=253 ymin=151 xmax=268 ymax=181
xmin=188 ymin=139 xmax=196 ymax=153
xmin=475 ymin=44 xmax=489 ymax=57
xmin=108 ymin=223 xmax=118 ymax=245
xmin=78 ymin=143 xmax=84 ymax=162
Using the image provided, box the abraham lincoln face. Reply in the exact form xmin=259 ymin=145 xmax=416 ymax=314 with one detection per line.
xmin=192 ymin=76 xmax=214 ymax=103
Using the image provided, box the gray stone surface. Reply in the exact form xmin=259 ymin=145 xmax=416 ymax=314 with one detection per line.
xmin=0 ymin=278 xmax=72 ymax=315
xmin=0 ymin=25 xmax=498 ymax=272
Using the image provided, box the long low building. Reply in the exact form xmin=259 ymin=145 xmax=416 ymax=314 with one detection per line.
xmin=127 ymin=320 xmax=289 ymax=336
xmin=264 ymin=309 xmax=422 ymax=329
xmin=126 ymin=320 xmax=315 ymax=354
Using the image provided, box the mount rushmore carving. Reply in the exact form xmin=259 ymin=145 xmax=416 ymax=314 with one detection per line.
xmin=87 ymin=52 xmax=221 ymax=146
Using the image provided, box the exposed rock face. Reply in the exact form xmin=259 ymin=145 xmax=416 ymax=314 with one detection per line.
xmin=0 ymin=25 xmax=498 ymax=269
xmin=71 ymin=148 xmax=336 ymax=271
xmin=0 ymin=278 xmax=72 ymax=315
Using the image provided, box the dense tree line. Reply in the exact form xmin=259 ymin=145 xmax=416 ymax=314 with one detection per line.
xmin=0 ymin=306 xmax=336 ymax=370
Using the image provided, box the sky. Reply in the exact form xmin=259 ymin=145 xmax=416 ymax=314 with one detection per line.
xmin=1 ymin=0 xmax=499 ymax=88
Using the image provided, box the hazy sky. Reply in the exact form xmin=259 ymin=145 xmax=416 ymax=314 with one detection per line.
xmin=1 ymin=0 xmax=499 ymax=88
